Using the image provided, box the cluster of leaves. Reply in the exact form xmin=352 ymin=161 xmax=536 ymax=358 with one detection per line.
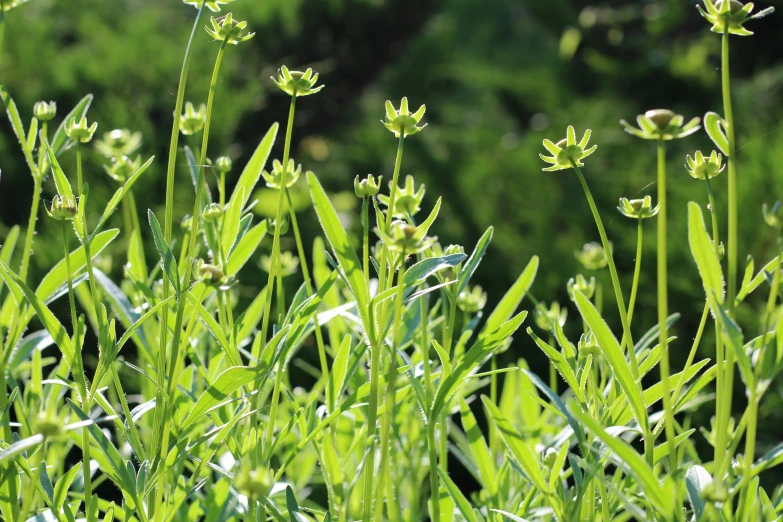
xmin=1 ymin=1 xmax=783 ymax=522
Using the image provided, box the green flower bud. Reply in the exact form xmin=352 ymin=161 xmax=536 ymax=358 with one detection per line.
xmin=543 ymin=448 xmax=559 ymax=468
xmin=179 ymin=102 xmax=207 ymax=136
xmin=697 ymin=0 xmax=774 ymax=36
xmin=215 ymin=156 xmax=233 ymax=174
xmin=617 ymin=195 xmax=660 ymax=219
xmin=382 ymin=97 xmax=427 ymax=138
xmin=183 ymin=0 xmax=234 ymax=12
xmin=35 ymin=412 xmax=63 ymax=439
xmin=65 ymin=116 xmax=98 ymax=144
xmin=271 ymin=66 xmax=324 ymax=98
xmin=95 ymin=129 xmax=143 ymax=158
xmin=47 ymin=195 xmax=77 ymax=221
xmin=444 ymin=245 xmax=465 ymax=256
xmin=574 ymin=242 xmax=610 ymax=271
xmin=457 ymin=285 xmax=487 ymax=314
xmin=234 ymin=465 xmax=275 ymax=500
xmin=762 ymin=201 xmax=783 ymax=230
xmin=534 ymin=301 xmax=567 ymax=331
xmin=260 ymin=251 xmax=300 ymax=278
xmin=203 ymin=203 xmax=224 ymax=222
xmin=540 ymin=126 xmax=597 ymax=172
xmin=269 ymin=216 xmax=289 ymax=235
xmin=579 ymin=332 xmax=600 ymax=358
xmin=205 ymin=13 xmax=255 ymax=45
xmin=685 ymin=150 xmax=725 ymax=180
xmin=620 ymin=110 xmax=701 ymax=141
xmin=354 ymin=174 xmax=382 ymax=198
xmin=261 ymin=159 xmax=302 ymax=189
xmin=567 ymin=274 xmax=596 ymax=301
xmin=104 ymin=155 xmax=142 ymax=183
xmin=181 ymin=214 xmax=194 ymax=232
xmin=198 ymin=260 xmax=226 ymax=287
xmin=375 ymin=220 xmax=437 ymax=255
xmin=33 ymin=101 xmax=57 ymax=122
xmin=378 ymin=175 xmax=426 ymax=217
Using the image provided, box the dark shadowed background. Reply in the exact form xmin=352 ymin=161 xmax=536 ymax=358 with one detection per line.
xmin=2 ymin=0 xmax=783 ymax=488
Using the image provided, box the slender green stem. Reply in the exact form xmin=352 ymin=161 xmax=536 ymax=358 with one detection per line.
xmin=76 ymin=145 xmax=83 ymax=195
xmin=626 ymin=219 xmax=643 ymax=328
xmin=259 ymin=95 xmax=296 ymax=447
xmin=19 ymin=123 xmax=47 ymax=282
xmin=376 ymin=261 xmax=406 ymax=522
xmin=426 ymin=422 xmax=440 ymax=522
xmin=570 ymin=162 xmax=638 ymax=375
xmin=384 ymin=137 xmax=405 ymax=231
xmin=154 ymin=36 xmax=228 ymax=522
xmin=655 ymin=140 xmax=677 ymax=476
xmin=362 ymin=197 xmax=370 ymax=286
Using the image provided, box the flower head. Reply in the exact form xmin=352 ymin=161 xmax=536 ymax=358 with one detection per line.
xmin=180 ymin=102 xmax=207 ymax=136
xmin=197 ymin=261 xmax=228 ymax=288
xmin=33 ymin=101 xmax=57 ymax=122
xmin=376 ymin=220 xmax=437 ymax=255
xmin=203 ymin=203 xmax=224 ymax=222
xmin=215 ymin=156 xmax=233 ymax=174
xmin=271 ymin=66 xmax=324 ymax=98
xmin=183 ymin=0 xmax=234 ymax=12
xmin=762 ymin=201 xmax=783 ymax=230
xmin=234 ymin=464 xmax=274 ymax=500
xmin=261 ymin=159 xmax=303 ymax=189
xmin=378 ymin=175 xmax=426 ymax=217
xmin=65 ymin=117 xmax=98 ymax=144
xmin=95 ymin=129 xmax=142 ymax=158
xmin=539 ymin=126 xmax=597 ymax=172
xmin=46 ymin=195 xmax=77 ymax=221
xmin=269 ymin=216 xmax=289 ymax=235
xmin=621 ymin=109 xmax=701 ymax=141
xmin=534 ymin=301 xmax=568 ymax=331
xmin=575 ymin=242 xmax=610 ymax=271
xmin=382 ymin=97 xmax=427 ymax=138
xmin=567 ymin=274 xmax=596 ymax=301
xmin=205 ymin=13 xmax=255 ymax=45
xmin=685 ymin=150 xmax=725 ymax=180
xmin=457 ymin=285 xmax=487 ymax=314
xmin=104 ymin=155 xmax=142 ymax=183
xmin=617 ymin=196 xmax=660 ymax=219
xmin=260 ymin=251 xmax=300 ymax=278
xmin=697 ymin=0 xmax=774 ymax=36
xmin=354 ymin=174 xmax=382 ymax=198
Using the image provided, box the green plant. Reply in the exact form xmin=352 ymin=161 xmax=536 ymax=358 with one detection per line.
xmin=0 ymin=1 xmax=782 ymax=521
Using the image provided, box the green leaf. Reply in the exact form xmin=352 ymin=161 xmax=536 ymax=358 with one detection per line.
xmin=180 ymin=364 xmax=273 ymax=432
xmin=704 ymin=112 xmax=729 ymax=156
xmin=148 ymin=210 xmax=179 ymax=293
xmin=737 ymin=255 xmax=781 ymax=303
xmin=403 ymin=253 xmax=466 ymax=287
xmin=230 ymin=123 xmax=278 ymax=211
xmin=0 ymin=84 xmax=38 ymax=177
xmin=527 ymin=328 xmax=583 ymax=404
xmin=0 ymin=262 xmax=75 ymax=370
xmin=685 ymin=465 xmax=712 ymax=521
xmin=307 ymin=172 xmax=369 ymax=320
xmin=569 ymin=406 xmax=666 ymax=514
xmin=520 ymin=368 xmax=584 ymax=446
xmin=221 ymin=187 xmax=245 ymax=258
xmin=286 ymin=485 xmax=308 ymax=522
xmin=0 ymin=433 xmax=44 ymax=464
xmin=481 ymin=256 xmax=538 ymax=336
xmin=438 ymin=468 xmax=479 ymax=522
xmin=44 ymin=140 xmax=74 ymax=202
xmin=92 ymin=156 xmax=154 ymax=238
xmin=0 ymin=226 xmax=19 ymax=266
xmin=688 ymin=202 xmax=724 ymax=313
xmin=226 ymin=220 xmax=267 ymax=276
xmin=481 ymin=397 xmax=548 ymax=493
xmin=327 ymin=335 xmax=351 ymax=410
xmin=573 ymin=290 xmax=648 ymax=431
xmin=37 ymin=461 xmax=53 ymax=505
xmin=431 ymin=312 xmax=526 ymax=419
xmin=456 ymin=227 xmax=493 ymax=295
xmin=459 ymin=399 xmax=496 ymax=496
xmin=53 ymin=462 xmax=83 ymax=512
xmin=36 ymin=230 xmax=119 ymax=302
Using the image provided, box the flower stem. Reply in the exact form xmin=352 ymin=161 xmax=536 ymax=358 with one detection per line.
xmin=362 ymin=197 xmax=370 ymax=286
xmin=384 ymin=137 xmax=405 ymax=231
xmin=655 ymin=140 xmax=677 ymax=476
xmin=19 ymin=123 xmax=47 ymax=282
xmin=626 ymin=219 xmax=643 ymax=328
xmin=154 ymin=36 xmax=228 ymax=522
xmin=570 ymin=162 xmax=638 ymax=375
xmin=426 ymin=421 xmax=440 ymax=522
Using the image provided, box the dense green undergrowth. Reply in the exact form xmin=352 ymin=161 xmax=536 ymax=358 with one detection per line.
xmin=0 ymin=1 xmax=782 ymax=521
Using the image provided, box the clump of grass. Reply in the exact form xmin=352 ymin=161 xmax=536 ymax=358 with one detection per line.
xmin=0 ymin=0 xmax=781 ymax=521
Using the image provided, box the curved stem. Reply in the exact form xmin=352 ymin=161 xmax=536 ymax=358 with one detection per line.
xmin=570 ymin=162 xmax=638 ymax=375
xmin=655 ymin=140 xmax=677 ymax=476
xmin=626 ymin=219 xmax=643 ymax=328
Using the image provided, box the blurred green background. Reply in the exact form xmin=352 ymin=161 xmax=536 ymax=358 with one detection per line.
xmin=2 ymin=0 xmax=783 ymax=476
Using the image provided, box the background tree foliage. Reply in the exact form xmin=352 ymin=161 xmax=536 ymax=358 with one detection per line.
xmin=1 ymin=0 xmax=783 ymax=488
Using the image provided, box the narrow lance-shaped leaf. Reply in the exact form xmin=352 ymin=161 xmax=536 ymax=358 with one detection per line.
xmin=230 ymin=123 xmax=279 ymax=211
xmin=687 ymin=202 xmax=724 ymax=315
xmin=457 ymin=226 xmax=493 ymax=294
xmin=481 ymin=255 xmax=538 ymax=336
xmin=148 ymin=210 xmax=180 ymax=293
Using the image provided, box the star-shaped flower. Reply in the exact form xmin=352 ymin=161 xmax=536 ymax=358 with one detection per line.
xmin=697 ymin=0 xmax=774 ymax=36
xmin=620 ymin=109 xmax=700 ymax=141
xmin=539 ymin=126 xmax=597 ymax=172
